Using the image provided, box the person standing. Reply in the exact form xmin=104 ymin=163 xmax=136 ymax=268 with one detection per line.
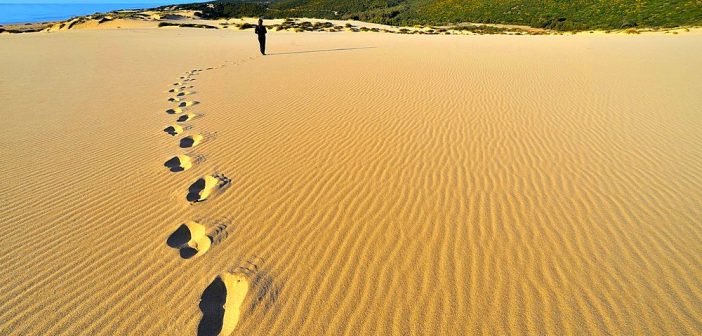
xmin=254 ymin=18 xmax=267 ymax=55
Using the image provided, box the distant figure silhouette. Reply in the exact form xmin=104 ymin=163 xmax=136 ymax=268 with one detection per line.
xmin=254 ymin=18 xmax=267 ymax=55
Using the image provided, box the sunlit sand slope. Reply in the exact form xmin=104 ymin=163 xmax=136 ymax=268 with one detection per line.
xmin=1 ymin=29 xmax=701 ymax=335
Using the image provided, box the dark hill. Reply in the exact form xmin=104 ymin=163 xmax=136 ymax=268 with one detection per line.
xmin=174 ymin=0 xmax=702 ymax=30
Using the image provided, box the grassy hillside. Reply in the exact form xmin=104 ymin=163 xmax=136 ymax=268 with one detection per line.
xmin=178 ymin=0 xmax=702 ymax=30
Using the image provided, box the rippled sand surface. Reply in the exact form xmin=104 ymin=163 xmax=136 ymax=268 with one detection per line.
xmin=1 ymin=28 xmax=701 ymax=335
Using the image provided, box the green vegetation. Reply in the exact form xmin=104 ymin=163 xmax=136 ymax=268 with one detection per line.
xmin=158 ymin=22 xmax=219 ymax=29
xmin=173 ymin=0 xmax=702 ymax=31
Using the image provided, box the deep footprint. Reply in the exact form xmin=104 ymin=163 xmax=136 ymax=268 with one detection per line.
xmin=198 ymin=273 xmax=249 ymax=336
xmin=166 ymin=221 xmax=211 ymax=259
xmin=179 ymin=101 xmax=198 ymax=108
xmin=166 ymin=221 xmax=228 ymax=259
xmin=166 ymin=107 xmax=184 ymax=115
xmin=164 ymin=125 xmax=184 ymax=136
xmin=186 ymin=174 xmax=230 ymax=203
xmin=169 ymin=86 xmax=194 ymax=93
xmin=180 ymin=134 xmax=204 ymax=148
xmin=177 ymin=113 xmax=199 ymax=123
xmin=164 ymin=154 xmax=193 ymax=172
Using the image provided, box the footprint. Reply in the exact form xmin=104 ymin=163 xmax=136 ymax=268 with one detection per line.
xmin=164 ymin=124 xmax=184 ymax=136
xmin=180 ymin=134 xmax=204 ymax=148
xmin=164 ymin=154 xmax=193 ymax=172
xmin=179 ymin=101 xmax=198 ymax=108
xmin=166 ymin=107 xmax=184 ymax=115
xmin=169 ymin=85 xmax=194 ymax=93
xmin=168 ymin=97 xmax=182 ymax=103
xmin=186 ymin=174 xmax=230 ymax=203
xmin=166 ymin=221 xmax=212 ymax=259
xmin=166 ymin=220 xmax=228 ymax=258
xmin=177 ymin=91 xmax=194 ymax=97
xmin=168 ymin=87 xmax=186 ymax=93
xmin=198 ymin=273 xmax=249 ymax=336
xmin=177 ymin=113 xmax=200 ymax=123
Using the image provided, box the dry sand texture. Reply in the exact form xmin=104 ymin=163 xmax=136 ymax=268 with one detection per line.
xmin=1 ymin=28 xmax=702 ymax=335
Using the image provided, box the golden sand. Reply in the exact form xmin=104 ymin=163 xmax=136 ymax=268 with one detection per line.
xmin=0 ymin=27 xmax=701 ymax=335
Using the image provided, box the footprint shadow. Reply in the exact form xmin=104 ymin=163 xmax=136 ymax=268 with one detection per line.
xmin=166 ymin=108 xmax=184 ymax=115
xmin=169 ymin=85 xmax=194 ymax=93
xmin=166 ymin=220 xmax=229 ymax=259
xmin=179 ymin=134 xmax=203 ymax=148
xmin=198 ymin=276 xmax=229 ymax=336
xmin=179 ymin=132 xmax=216 ymax=149
xmin=186 ymin=173 xmax=231 ymax=203
xmin=197 ymin=258 xmax=280 ymax=335
xmin=177 ymin=113 xmax=201 ymax=123
xmin=164 ymin=124 xmax=190 ymax=136
xmin=164 ymin=154 xmax=204 ymax=172
xmin=179 ymin=101 xmax=199 ymax=108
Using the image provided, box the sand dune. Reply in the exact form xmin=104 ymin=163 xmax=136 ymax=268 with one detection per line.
xmin=1 ymin=27 xmax=701 ymax=335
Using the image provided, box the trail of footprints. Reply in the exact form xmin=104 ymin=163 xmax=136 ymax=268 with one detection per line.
xmin=160 ymin=58 xmax=273 ymax=335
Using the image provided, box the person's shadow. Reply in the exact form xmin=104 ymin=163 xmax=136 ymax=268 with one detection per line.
xmin=267 ymin=47 xmax=375 ymax=56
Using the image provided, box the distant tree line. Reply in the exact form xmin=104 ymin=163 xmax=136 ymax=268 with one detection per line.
xmin=171 ymin=0 xmax=702 ymax=30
